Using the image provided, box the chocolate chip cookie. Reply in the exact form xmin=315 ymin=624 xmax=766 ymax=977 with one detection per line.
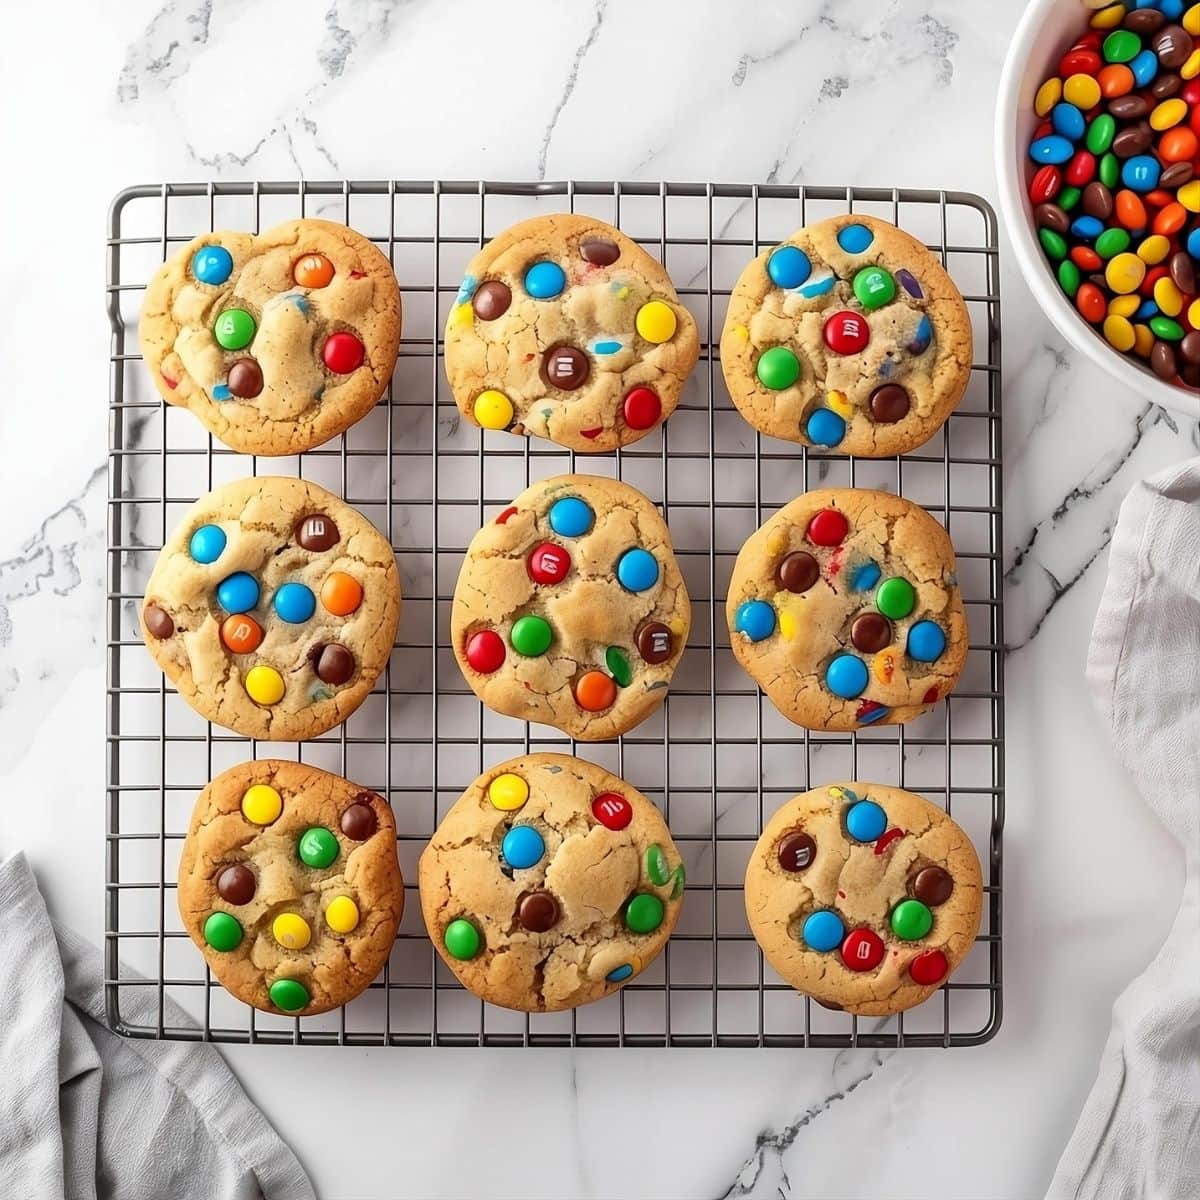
xmin=727 ymin=488 xmax=967 ymax=730
xmin=745 ymin=783 xmax=982 ymax=1015
xmin=140 ymin=219 xmax=401 ymax=456
xmin=178 ymin=760 xmax=402 ymax=1016
xmin=720 ymin=215 xmax=971 ymax=456
xmin=451 ymin=475 xmax=690 ymax=740
xmin=418 ymin=753 xmax=685 ymax=1012
xmin=444 ymin=214 xmax=700 ymax=452
xmin=142 ymin=476 xmax=400 ymax=740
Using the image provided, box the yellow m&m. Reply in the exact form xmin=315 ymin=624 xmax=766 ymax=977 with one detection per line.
xmin=1034 ymin=77 xmax=1061 ymax=117
xmin=488 ymin=772 xmax=528 ymax=812
xmin=1102 ymin=314 xmax=1136 ymax=353
xmin=1063 ymin=73 xmax=1101 ymax=110
xmin=241 ymin=784 xmax=282 ymax=826
xmin=244 ymin=664 xmax=285 ymax=706
xmin=635 ymin=300 xmax=677 ymax=344
xmin=272 ymin=913 xmax=311 ymax=950
xmin=325 ymin=895 xmax=360 ymax=934
xmin=1104 ymin=252 xmax=1145 ymax=295
xmin=473 ymin=389 xmax=513 ymax=430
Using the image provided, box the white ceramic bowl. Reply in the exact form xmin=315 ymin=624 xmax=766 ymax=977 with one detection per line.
xmin=995 ymin=0 xmax=1200 ymax=420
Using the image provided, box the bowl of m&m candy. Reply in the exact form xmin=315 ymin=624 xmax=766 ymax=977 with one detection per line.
xmin=998 ymin=0 xmax=1200 ymax=413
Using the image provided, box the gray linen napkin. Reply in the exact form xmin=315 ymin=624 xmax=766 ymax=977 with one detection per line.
xmin=0 ymin=851 xmax=316 ymax=1200
xmin=1047 ymin=458 xmax=1200 ymax=1199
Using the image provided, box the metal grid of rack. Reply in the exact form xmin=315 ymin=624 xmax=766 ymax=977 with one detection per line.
xmin=106 ymin=180 xmax=1004 ymax=1047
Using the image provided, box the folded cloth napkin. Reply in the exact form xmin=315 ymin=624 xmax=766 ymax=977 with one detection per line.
xmin=0 ymin=851 xmax=315 ymax=1200
xmin=1047 ymin=459 xmax=1200 ymax=1200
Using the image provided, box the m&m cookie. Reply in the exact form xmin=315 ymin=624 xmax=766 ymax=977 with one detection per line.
xmin=177 ymin=760 xmax=403 ymax=1016
xmin=443 ymin=214 xmax=700 ymax=452
xmin=451 ymin=475 xmax=690 ymax=740
xmin=140 ymin=219 xmax=401 ymax=455
xmin=720 ymin=215 xmax=972 ymax=456
xmin=726 ymin=488 xmax=967 ymax=730
xmin=141 ymin=477 xmax=400 ymax=740
xmin=418 ymin=753 xmax=685 ymax=1012
xmin=745 ymin=783 xmax=982 ymax=1015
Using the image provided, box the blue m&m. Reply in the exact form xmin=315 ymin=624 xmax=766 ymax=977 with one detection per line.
xmin=845 ymin=799 xmax=887 ymax=842
xmin=501 ymin=825 xmax=545 ymax=870
xmin=836 ymin=224 xmax=874 ymax=253
xmin=273 ymin=582 xmax=316 ymax=624
xmin=735 ymin=600 xmax=776 ymax=642
xmin=188 ymin=524 xmax=226 ymax=564
xmin=192 ymin=245 xmax=233 ymax=286
xmin=907 ymin=620 xmax=946 ymax=663
xmin=606 ymin=963 xmax=634 ymax=983
xmin=216 ymin=572 xmax=259 ymax=614
xmin=1051 ymin=102 xmax=1085 ymax=142
xmin=1121 ymin=155 xmax=1160 ymax=192
xmin=616 ymin=548 xmax=659 ymax=592
xmin=805 ymin=408 xmax=846 ymax=447
xmin=802 ymin=910 xmax=845 ymax=952
xmin=549 ymin=496 xmax=593 ymax=538
xmin=524 ymin=261 xmax=566 ymax=299
xmin=1028 ymin=135 xmax=1075 ymax=165
xmin=825 ymin=653 xmax=868 ymax=699
xmin=767 ymin=245 xmax=811 ymax=289
xmin=850 ymin=561 xmax=881 ymax=592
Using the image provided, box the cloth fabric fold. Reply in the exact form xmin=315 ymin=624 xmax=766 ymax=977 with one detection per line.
xmin=0 ymin=851 xmax=315 ymax=1200
xmin=1047 ymin=458 xmax=1200 ymax=1200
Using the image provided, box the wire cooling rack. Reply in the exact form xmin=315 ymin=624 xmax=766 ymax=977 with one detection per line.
xmin=106 ymin=180 xmax=1003 ymax=1048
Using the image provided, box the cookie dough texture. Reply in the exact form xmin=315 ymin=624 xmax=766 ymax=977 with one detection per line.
xmin=178 ymin=760 xmax=402 ymax=1015
xmin=142 ymin=476 xmax=400 ymax=740
xmin=745 ymin=783 xmax=982 ymax=1015
xmin=419 ymin=754 xmax=685 ymax=1012
xmin=140 ymin=218 xmax=401 ymax=455
xmin=444 ymin=213 xmax=700 ymax=452
xmin=451 ymin=474 xmax=690 ymax=740
xmin=727 ymin=488 xmax=967 ymax=730
xmin=720 ymin=214 xmax=971 ymax=456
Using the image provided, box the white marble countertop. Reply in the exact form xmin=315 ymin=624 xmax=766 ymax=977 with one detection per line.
xmin=0 ymin=0 xmax=1192 ymax=1196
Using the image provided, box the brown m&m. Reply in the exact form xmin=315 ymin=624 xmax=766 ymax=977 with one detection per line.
xmin=635 ymin=620 xmax=673 ymax=664
xmin=541 ymin=344 xmax=590 ymax=390
xmin=340 ymin=796 xmax=379 ymax=840
xmin=472 ymin=280 xmax=511 ymax=321
xmin=144 ymin=604 xmax=174 ymax=639
xmin=775 ymin=551 xmax=819 ymax=593
xmin=295 ymin=513 xmax=339 ymax=551
xmin=227 ymin=358 xmax=264 ymax=399
xmin=215 ymin=863 xmax=256 ymax=905
xmin=911 ymin=865 xmax=954 ymax=906
xmin=580 ymin=237 xmax=620 ymax=266
xmin=517 ymin=890 xmax=560 ymax=932
xmin=869 ymin=384 xmax=911 ymax=423
xmin=310 ymin=643 xmax=355 ymax=685
xmin=776 ymin=830 xmax=816 ymax=872
xmin=850 ymin=612 xmax=892 ymax=653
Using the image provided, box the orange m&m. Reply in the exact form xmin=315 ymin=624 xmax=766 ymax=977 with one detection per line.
xmin=320 ymin=571 xmax=363 ymax=616
xmin=574 ymin=671 xmax=616 ymax=712
xmin=221 ymin=613 xmax=263 ymax=654
xmin=293 ymin=253 xmax=335 ymax=288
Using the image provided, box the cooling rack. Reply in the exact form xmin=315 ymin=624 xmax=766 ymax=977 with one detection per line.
xmin=106 ymin=180 xmax=1003 ymax=1047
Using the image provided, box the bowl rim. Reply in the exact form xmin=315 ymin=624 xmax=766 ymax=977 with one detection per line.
xmin=994 ymin=0 xmax=1200 ymax=421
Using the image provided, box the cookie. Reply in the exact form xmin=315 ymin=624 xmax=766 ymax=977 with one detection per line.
xmin=177 ymin=760 xmax=403 ymax=1016
xmin=726 ymin=488 xmax=967 ymax=730
xmin=140 ymin=219 xmax=401 ymax=455
xmin=443 ymin=214 xmax=700 ymax=452
xmin=451 ymin=475 xmax=690 ymax=740
xmin=720 ymin=214 xmax=972 ymax=456
xmin=744 ymin=783 xmax=982 ymax=1015
xmin=142 ymin=476 xmax=400 ymax=740
xmin=418 ymin=753 xmax=685 ymax=1012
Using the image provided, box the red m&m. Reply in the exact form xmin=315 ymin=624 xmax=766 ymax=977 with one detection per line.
xmin=592 ymin=792 xmax=632 ymax=830
xmin=527 ymin=542 xmax=571 ymax=585
xmin=623 ymin=387 xmax=661 ymax=430
xmin=465 ymin=630 xmax=505 ymax=673
xmin=840 ymin=928 xmax=885 ymax=972
xmin=908 ymin=948 xmax=949 ymax=986
xmin=807 ymin=508 xmax=848 ymax=546
xmin=322 ymin=331 xmax=365 ymax=374
xmin=823 ymin=310 xmax=870 ymax=355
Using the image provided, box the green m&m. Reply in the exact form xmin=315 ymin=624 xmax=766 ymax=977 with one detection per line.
xmin=1095 ymin=227 xmax=1130 ymax=260
xmin=268 ymin=978 xmax=310 ymax=1012
xmin=297 ymin=826 xmax=339 ymax=869
xmin=852 ymin=266 xmax=895 ymax=311
xmin=214 ymin=308 xmax=256 ymax=350
xmin=510 ymin=614 xmax=552 ymax=657
xmin=625 ymin=892 xmax=665 ymax=934
xmin=444 ymin=918 xmax=481 ymax=961
xmin=891 ymin=898 xmax=933 ymax=941
xmin=605 ymin=645 xmax=632 ymax=687
xmin=203 ymin=911 xmax=243 ymax=952
xmin=876 ymin=576 xmax=916 ymax=620
xmin=756 ymin=346 xmax=801 ymax=390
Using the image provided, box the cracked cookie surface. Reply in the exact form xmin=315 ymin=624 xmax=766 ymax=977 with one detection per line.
xmin=178 ymin=759 xmax=403 ymax=1016
xmin=444 ymin=213 xmax=700 ymax=452
xmin=142 ymin=476 xmax=400 ymax=740
xmin=745 ymin=783 xmax=982 ymax=1015
xmin=418 ymin=753 xmax=685 ymax=1012
xmin=720 ymin=214 xmax=971 ymax=457
xmin=140 ymin=218 xmax=401 ymax=455
xmin=727 ymin=488 xmax=967 ymax=731
xmin=451 ymin=474 xmax=690 ymax=740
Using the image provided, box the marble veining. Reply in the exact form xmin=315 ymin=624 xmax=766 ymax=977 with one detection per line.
xmin=0 ymin=1 xmax=1194 ymax=1197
